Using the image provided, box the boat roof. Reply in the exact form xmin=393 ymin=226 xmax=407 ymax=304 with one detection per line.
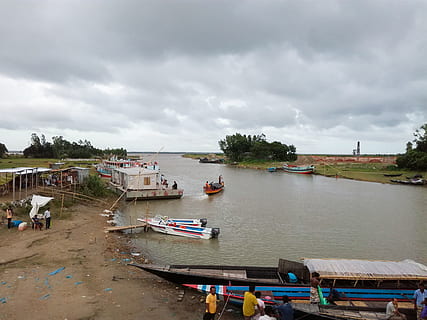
xmin=112 ymin=167 xmax=159 ymax=175
xmin=303 ymin=258 xmax=427 ymax=280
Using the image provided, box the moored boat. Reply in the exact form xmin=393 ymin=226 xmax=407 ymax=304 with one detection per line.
xmin=96 ymin=158 xmax=144 ymax=178
xmin=283 ymin=164 xmax=315 ymax=174
xmin=137 ymin=215 xmax=207 ymax=227
xmin=129 ymin=258 xmax=427 ymax=301
xmin=142 ymin=215 xmax=220 ymax=239
xmin=183 ymin=284 xmax=416 ymax=319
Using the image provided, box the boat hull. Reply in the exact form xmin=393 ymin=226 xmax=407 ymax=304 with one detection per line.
xmin=137 ymin=216 xmax=207 ymax=227
xmin=283 ymin=164 xmax=315 ymax=174
xmin=144 ymin=218 xmax=220 ymax=239
xmin=184 ymin=283 xmax=415 ymax=304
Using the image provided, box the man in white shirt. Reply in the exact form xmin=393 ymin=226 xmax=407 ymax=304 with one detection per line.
xmin=44 ymin=207 xmax=51 ymax=229
xmin=386 ymin=298 xmax=406 ymax=320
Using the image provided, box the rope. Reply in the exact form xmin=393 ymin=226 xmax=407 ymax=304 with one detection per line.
xmin=217 ymin=291 xmax=232 ymax=320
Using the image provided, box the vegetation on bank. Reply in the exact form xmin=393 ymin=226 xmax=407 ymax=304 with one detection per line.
xmin=20 ymin=133 xmax=127 ymax=159
xmin=396 ymin=124 xmax=427 ymax=170
xmin=218 ymin=133 xmax=297 ymax=162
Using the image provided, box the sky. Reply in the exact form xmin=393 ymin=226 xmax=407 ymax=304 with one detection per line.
xmin=0 ymin=0 xmax=426 ymax=154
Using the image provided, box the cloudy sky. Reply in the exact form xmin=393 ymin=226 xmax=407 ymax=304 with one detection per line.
xmin=1 ymin=0 xmax=426 ymax=154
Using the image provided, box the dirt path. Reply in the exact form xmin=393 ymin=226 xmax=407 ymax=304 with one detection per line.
xmin=0 ymin=200 xmax=241 ymax=320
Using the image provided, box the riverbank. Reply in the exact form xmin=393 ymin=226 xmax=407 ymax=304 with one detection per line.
xmin=184 ymin=154 xmax=427 ymax=185
xmin=0 ymin=195 xmax=241 ymax=320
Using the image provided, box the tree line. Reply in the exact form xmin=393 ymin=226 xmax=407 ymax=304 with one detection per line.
xmin=396 ymin=124 xmax=427 ymax=170
xmin=218 ymin=133 xmax=297 ymax=162
xmin=1 ymin=133 xmax=127 ymax=159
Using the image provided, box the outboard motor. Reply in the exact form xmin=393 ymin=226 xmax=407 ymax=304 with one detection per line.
xmin=199 ymin=218 xmax=208 ymax=227
xmin=211 ymin=228 xmax=220 ymax=238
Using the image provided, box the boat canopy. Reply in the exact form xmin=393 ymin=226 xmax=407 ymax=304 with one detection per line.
xmin=303 ymin=258 xmax=427 ymax=280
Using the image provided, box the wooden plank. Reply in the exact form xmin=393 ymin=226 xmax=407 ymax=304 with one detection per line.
xmin=104 ymin=223 xmax=147 ymax=232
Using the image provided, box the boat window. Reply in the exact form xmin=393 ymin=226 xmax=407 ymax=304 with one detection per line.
xmin=144 ymin=177 xmax=150 ymax=185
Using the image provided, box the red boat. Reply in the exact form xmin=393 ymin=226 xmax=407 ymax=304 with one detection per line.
xmin=203 ymin=181 xmax=224 ymax=195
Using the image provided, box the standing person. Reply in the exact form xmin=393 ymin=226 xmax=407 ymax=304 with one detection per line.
xmin=6 ymin=206 xmax=13 ymax=229
xmin=275 ymin=295 xmax=294 ymax=320
xmin=243 ymin=285 xmax=259 ymax=320
xmin=253 ymin=291 xmax=265 ymax=320
xmin=44 ymin=207 xmax=51 ymax=229
xmin=203 ymin=286 xmax=217 ymax=320
xmin=310 ymin=272 xmax=320 ymax=304
xmin=420 ymin=298 xmax=427 ymax=320
xmin=386 ymin=298 xmax=407 ymax=320
xmin=414 ymin=283 xmax=427 ymax=319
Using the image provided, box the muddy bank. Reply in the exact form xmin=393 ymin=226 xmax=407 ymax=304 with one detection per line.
xmin=0 ymin=199 xmax=241 ymax=320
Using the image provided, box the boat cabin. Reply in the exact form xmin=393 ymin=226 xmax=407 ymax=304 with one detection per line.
xmin=111 ymin=167 xmax=159 ymax=190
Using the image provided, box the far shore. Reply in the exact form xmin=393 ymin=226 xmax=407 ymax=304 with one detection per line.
xmin=183 ymin=154 xmax=427 ymax=185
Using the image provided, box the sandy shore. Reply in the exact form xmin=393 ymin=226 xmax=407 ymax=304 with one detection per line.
xmin=0 ymin=197 xmax=241 ymax=320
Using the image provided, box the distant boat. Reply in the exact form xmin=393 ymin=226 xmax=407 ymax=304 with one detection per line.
xmin=383 ymin=173 xmax=402 ymax=177
xmin=391 ymin=179 xmax=426 ymax=185
xmin=204 ymin=181 xmax=224 ymax=195
xmin=283 ymin=164 xmax=315 ymax=174
xmin=267 ymin=167 xmax=277 ymax=172
xmin=199 ymin=157 xmax=224 ymax=164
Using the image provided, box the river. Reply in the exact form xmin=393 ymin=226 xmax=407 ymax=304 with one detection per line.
xmin=118 ymin=154 xmax=427 ymax=266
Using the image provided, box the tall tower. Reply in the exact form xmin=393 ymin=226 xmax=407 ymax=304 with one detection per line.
xmin=357 ymin=141 xmax=360 ymax=156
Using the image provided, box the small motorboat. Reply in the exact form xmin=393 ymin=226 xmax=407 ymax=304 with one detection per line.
xmin=267 ymin=167 xmax=277 ymax=172
xmin=138 ymin=215 xmax=207 ymax=227
xmin=141 ymin=215 xmax=220 ymax=239
xmin=204 ymin=181 xmax=224 ymax=195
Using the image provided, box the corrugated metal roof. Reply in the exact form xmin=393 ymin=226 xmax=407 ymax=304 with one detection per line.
xmin=0 ymin=167 xmax=51 ymax=174
xmin=304 ymin=258 xmax=427 ymax=280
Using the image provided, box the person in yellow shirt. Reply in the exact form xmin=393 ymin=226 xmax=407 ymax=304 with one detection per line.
xmin=243 ymin=285 xmax=260 ymax=320
xmin=204 ymin=286 xmax=218 ymax=320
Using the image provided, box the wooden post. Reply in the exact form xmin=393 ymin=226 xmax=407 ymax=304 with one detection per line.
xmin=12 ymin=172 xmax=16 ymax=202
xmin=60 ymin=194 xmax=65 ymax=217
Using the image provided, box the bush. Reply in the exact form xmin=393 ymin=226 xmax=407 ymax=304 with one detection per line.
xmin=79 ymin=175 xmax=108 ymax=197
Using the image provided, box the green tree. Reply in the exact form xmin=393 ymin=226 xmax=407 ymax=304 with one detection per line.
xmin=396 ymin=124 xmax=427 ymax=170
xmin=219 ymin=133 xmax=297 ymax=162
xmin=219 ymin=133 xmax=265 ymax=162
xmin=0 ymin=142 xmax=8 ymax=158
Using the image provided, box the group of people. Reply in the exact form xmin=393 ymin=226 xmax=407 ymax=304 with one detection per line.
xmin=32 ymin=208 xmax=51 ymax=231
xmin=203 ymin=285 xmax=294 ymax=320
xmin=203 ymin=276 xmax=427 ymax=320
xmin=160 ymin=174 xmax=178 ymax=190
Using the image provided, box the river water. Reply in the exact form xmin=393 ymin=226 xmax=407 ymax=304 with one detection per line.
xmin=118 ymin=154 xmax=427 ymax=266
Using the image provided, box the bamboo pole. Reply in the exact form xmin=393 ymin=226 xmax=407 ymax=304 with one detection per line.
xmin=109 ymin=189 xmax=127 ymax=211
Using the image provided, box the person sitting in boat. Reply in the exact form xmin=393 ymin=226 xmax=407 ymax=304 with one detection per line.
xmin=172 ymin=181 xmax=177 ymax=189
xmin=326 ymin=283 xmax=346 ymax=305
xmin=286 ymin=271 xmax=298 ymax=283
xmin=386 ymin=298 xmax=407 ymax=320
xmin=205 ymin=181 xmax=210 ymax=190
